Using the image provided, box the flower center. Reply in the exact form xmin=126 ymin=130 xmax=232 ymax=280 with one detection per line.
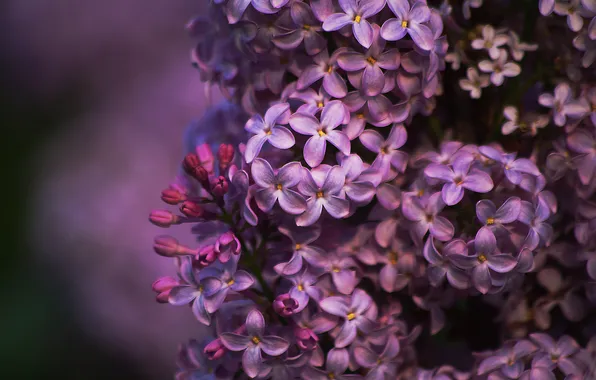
xmin=519 ymin=122 xmax=528 ymax=132
xmin=425 ymin=214 xmax=434 ymax=223
xmin=477 ymin=254 xmax=487 ymax=263
xmin=401 ymin=20 xmax=409 ymax=28
xmin=276 ymin=183 xmax=283 ymax=190
xmin=227 ymin=279 xmax=235 ymax=286
xmin=380 ymin=146 xmax=388 ymax=155
xmin=486 ymin=217 xmax=495 ymax=225
xmin=326 ymin=65 xmax=333 ymax=74
xmin=357 ymin=113 xmax=365 ymax=119
xmin=295 ymin=243 xmax=302 ymax=251
xmin=332 ymin=266 xmax=340 ymax=273
xmin=366 ymin=56 xmax=377 ymax=65
xmin=454 ymin=176 xmax=464 ymax=186
xmin=264 ymin=128 xmax=272 ymax=135
xmin=198 ymin=284 xmax=204 ymax=292
xmin=318 ymin=128 xmax=326 ymax=136
xmin=354 ymin=15 xmax=362 ymax=23
xmin=252 ymin=336 xmax=261 ymax=344
xmin=297 ymin=284 xmax=304 ymax=291
xmin=387 ymin=251 xmax=398 ymax=265
xmin=417 ymin=189 xmax=425 ymax=197
xmin=327 ymin=373 xmax=336 ymax=380
xmin=317 ymin=101 xmax=324 ymax=108
xmin=346 ymin=312 xmax=356 ymax=321
xmin=303 ymin=24 xmax=311 ymax=31
xmin=316 ymin=191 xmax=325 ymax=198
xmin=550 ymin=354 xmax=560 ymax=362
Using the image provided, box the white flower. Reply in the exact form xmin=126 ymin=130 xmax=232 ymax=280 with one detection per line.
xmin=471 ymin=25 xmax=509 ymax=59
xmin=478 ymin=50 xmax=521 ymax=86
xmin=459 ymin=67 xmax=490 ymax=99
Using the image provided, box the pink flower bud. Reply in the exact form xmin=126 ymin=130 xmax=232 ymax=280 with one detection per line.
xmin=273 ymin=294 xmax=299 ymax=317
xmin=195 ymin=244 xmax=217 ymax=268
xmin=153 ymin=235 xmax=195 ymax=257
xmin=204 ymin=338 xmax=227 ymax=360
xmin=294 ymin=326 xmax=318 ymax=351
xmin=196 ymin=143 xmax=215 ymax=173
xmin=210 ymin=175 xmax=229 ymax=197
xmin=183 ymin=153 xmax=209 ymax=186
xmin=215 ymin=232 xmax=241 ymax=263
xmin=217 ymin=144 xmax=235 ymax=169
xmin=149 ymin=210 xmax=179 ymax=228
xmin=152 ymin=276 xmax=179 ymax=303
xmin=161 ymin=187 xmax=186 ymax=205
xmin=179 ymin=201 xmax=204 ymax=218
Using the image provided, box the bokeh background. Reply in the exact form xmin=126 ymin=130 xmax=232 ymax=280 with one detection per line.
xmin=0 ymin=1 xmax=211 ymax=378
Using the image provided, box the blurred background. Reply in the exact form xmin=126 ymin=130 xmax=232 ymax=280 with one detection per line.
xmin=0 ymin=1 xmax=210 ymax=378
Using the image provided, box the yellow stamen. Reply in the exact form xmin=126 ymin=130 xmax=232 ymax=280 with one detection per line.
xmin=417 ymin=189 xmax=425 ymax=197
xmin=297 ymin=284 xmax=304 ymax=291
xmin=401 ymin=20 xmax=409 ymax=28
xmin=252 ymin=336 xmax=260 ymax=344
xmin=387 ymin=251 xmax=398 ymax=265
xmin=347 ymin=312 xmax=356 ymax=321
xmin=478 ymin=254 xmax=487 ymax=263
xmin=303 ymin=24 xmax=311 ymax=31
xmin=316 ymin=191 xmax=324 ymax=198
xmin=354 ymin=15 xmax=362 ymax=23
xmin=328 ymin=373 xmax=336 ymax=380
xmin=227 ymin=279 xmax=235 ymax=286
xmin=356 ymin=113 xmax=365 ymax=119
xmin=265 ymin=128 xmax=272 ymax=135
xmin=332 ymin=267 xmax=340 ymax=273
xmin=276 ymin=183 xmax=283 ymax=190
xmin=295 ymin=243 xmax=302 ymax=251
xmin=317 ymin=101 xmax=324 ymax=108
xmin=366 ymin=56 xmax=377 ymax=65
xmin=327 ymin=65 xmax=333 ymax=74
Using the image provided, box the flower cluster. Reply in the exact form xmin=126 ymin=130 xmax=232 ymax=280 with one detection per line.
xmin=150 ymin=0 xmax=596 ymax=379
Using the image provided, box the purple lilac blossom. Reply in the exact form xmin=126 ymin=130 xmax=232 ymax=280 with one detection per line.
xmin=381 ymin=0 xmax=434 ymax=51
xmin=322 ymin=0 xmax=386 ymax=49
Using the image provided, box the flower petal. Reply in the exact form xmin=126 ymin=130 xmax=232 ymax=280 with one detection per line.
xmin=304 ymin=136 xmax=327 ymax=167
xmin=251 ymin=158 xmax=276 ymax=187
xmin=269 ymin=126 xmax=296 ymax=149
xmin=260 ymin=336 xmax=290 ymax=356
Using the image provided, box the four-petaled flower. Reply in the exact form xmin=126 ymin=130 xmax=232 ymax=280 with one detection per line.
xmin=471 ymin=25 xmax=509 ymax=59
xmin=251 ymin=158 xmax=307 ymax=215
xmin=381 ymin=0 xmax=434 ymax=51
xmin=322 ymin=0 xmax=386 ymax=48
xmin=359 ymin=124 xmax=409 ymax=181
xmin=303 ymin=348 xmax=363 ymax=380
xmin=459 ymin=67 xmax=490 ymax=99
xmin=476 ymin=197 xmax=522 ymax=236
xmin=402 ymin=192 xmax=455 ymax=243
xmin=244 ymin=103 xmax=295 ymax=163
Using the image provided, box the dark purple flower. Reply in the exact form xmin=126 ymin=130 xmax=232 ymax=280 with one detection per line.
xmin=479 ymin=145 xmax=541 ymax=185
xmin=449 ymin=227 xmax=517 ymax=294
xmin=538 ymin=83 xmax=588 ymax=127
xmin=219 ymin=310 xmax=290 ymax=378
xmin=272 ymin=2 xmax=326 ymax=55
xmin=359 ymin=124 xmax=409 ymax=181
xmin=230 ymin=168 xmax=259 ymax=226
xmin=168 ymin=257 xmax=211 ymax=325
xmin=296 ymin=165 xmax=350 ymax=226
xmin=244 ymin=103 xmax=295 ymax=163
xmin=567 ymin=128 xmax=596 ymax=185
xmin=303 ymin=348 xmax=363 ymax=379
xmin=518 ymin=201 xmax=553 ymax=250
xmin=336 ymin=25 xmax=400 ymax=97
xmin=319 ymin=289 xmax=376 ymax=348
xmin=297 ymin=48 xmax=348 ymax=98
xmin=287 ymin=269 xmax=323 ymax=312
xmin=530 ymin=334 xmax=584 ymax=376
xmin=251 ymin=158 xmax=307 ymax=215
xmin=202 ymin=259 xmax=255 ymax=313
xmin=476 ymin=197 xmax=521 ymax=235
xmin=354 ymin=335 xmax=400 ymax=379
xmin=402 ymin=192 xmax=454 ymax=243
xmin=273 ymin=293 xmax=299 ymax=316
xmin=289 ymin=101 xmax=351 ymax=167
xmin=414 ymin=141 xmax=463 ymax=166
xmin=343 ymin=90 xmax=397 ymax=127
xmin=274 ymin=225 xmax=327 ymax=275
xmin=322 ymin=0 xmax=386 ymax=48
xmin=322 ymin=253 xmax=359 ymax=295
xmin=423 ymin=237 xmax=469 ymax=289
xmin=339 ymin=154 xmax=376 ymax=204
xmin=424 ymin=152 xmax=494 ymax=205
xmin=381 ymin=0 xmax=434 ymax=51
xmin=477 ymin=340 xmax=537 ymax=378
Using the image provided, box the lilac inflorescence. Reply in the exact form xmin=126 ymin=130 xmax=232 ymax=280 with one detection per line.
xmin=150 ymin=0 xmax=596 ymax=379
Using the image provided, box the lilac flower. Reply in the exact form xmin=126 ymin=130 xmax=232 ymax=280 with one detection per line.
xmin=274 ymin=225 xmax=326 ymax=275
xmin=507 ymin=31 xmax=538 ymax=61
xmin=530 ymin=334 xmax=584 ymax=376
xmin=359 ymin=124 xmax=409 ymax=181
xmin=423 ymin=237 xmax=469 ymax=289
xmin=202 ymin=259 xmax=255 ymax=313
xmin=287 ymin=269 xmax=323 ymax=312
xmin=296 ymin=49 xmax=348 ymax=98
xmin=539 ymin=0 xmax=555 ymax=15
xmin=296 ymin=165 xmax=350 ymax=226
xmin=449 ymin=227 xmax=518 ymax=294
xmin=535 ymin=268 xmax=586 ymax=325
xmin=319 ymin=290 xmax=376 ymax=348
xmin=251 ymin=158 xmax=307 ymax=215
xmin=168 ymin=257 xmax=211 ymax=325
xmin=322 ymin=253 xmax=359 ymax=295
xmin=478 ymin=50 xmax=521 ymax=86
xmin=272 ymin=2 xmax=326 ymax=56
xmin=567 ymin=128 xmax=596 ymax=184
xmin=477 ymin=340 xmax=537 ymax=378
xmin=336 ymin=26 xmax=400 ymax=97
xmin=304 ymin=348 xmax=363 ymax=380
xmin=501 ymin=106 xmax=549 ymax=136
xmin=289 ymin=100 xmax=351 ymax=167
xmin=518 ymin=200 xmax=553 ymax=250
xmin=471 ymin=25 xmax=509 ymax=60
xmin=343 ymin=90 xmax=396 ymax=127
xmin=322 ymin=0 xmax=386 ymax=48
xmin=538 ymin=83 xmax=588 ymax=127
xmin=424 ymin=152 xmax=494 ymax=205
xmin=230 ymin=168 xmax=258 ymax=226
xmin=463 ymin=0 xmax=483 ymax=19
xmin=244 ymin=103 xmax=295 ymax=163
xmin=414 ymin=141 xmax=463 ymax=166
xmin=290 ymin=86 xmax=334 ymax=116
xmin=476 ymin=197 xmax=521 ymax=235
xmin=554 ymin=0 xmax=586 ymax=32
xmin=479 ymin=145 xmax=541 ymax=185
xmin=381 ymin=0 xmax=434 ymax=51
xmin=339 ymin=154 xmax=376 ymax=204
xmin=354 ymin=335 xmax=400 ymax=379
xmin=219 ymin=310 xmax=290 ymax=378
xmin=459 ymin=67 xmax=490 ymax=99
xmin=402 ymin=192 xmax=454 ymax=242
xmin=215 ymin=231 xmax=241 ymax=263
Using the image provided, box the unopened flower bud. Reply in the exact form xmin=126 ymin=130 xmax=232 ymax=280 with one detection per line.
xmin=153 ymin=235 xmax=195 ymax=257
xmin=180 ymin=201 xmax=204 ymax=218
xmin=204 ymin=338 xmax=227 ymax=360
xmin=183 ymin=153 xmax=209 ymax=186
xmin=217 ymin=144 xmax=235 ymax=170
xmin=210 ymin=175 xmax=229 ymax=197
xmin=215 ymin=232 xmax=241 ymax=263
xmin=273 ymin=294 xmax=299 ymax=317
xmin=161 ymin=187 xmax=186 ymax=205
xmin=149 ymin=210 xmax=180 ymax=228
xmin=152 ymin=276 xmax=179 ymax=303
xmin=196 ymin=143 xmax=215 ymax=173
xmin=295 ymin=327 xmax=318 ymax=350
xmin=195 ymin=244 xmax=217 ymax=268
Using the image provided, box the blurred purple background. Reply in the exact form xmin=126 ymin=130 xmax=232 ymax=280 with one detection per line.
xmin=1 ymin=1 xmax=213 ymax=378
